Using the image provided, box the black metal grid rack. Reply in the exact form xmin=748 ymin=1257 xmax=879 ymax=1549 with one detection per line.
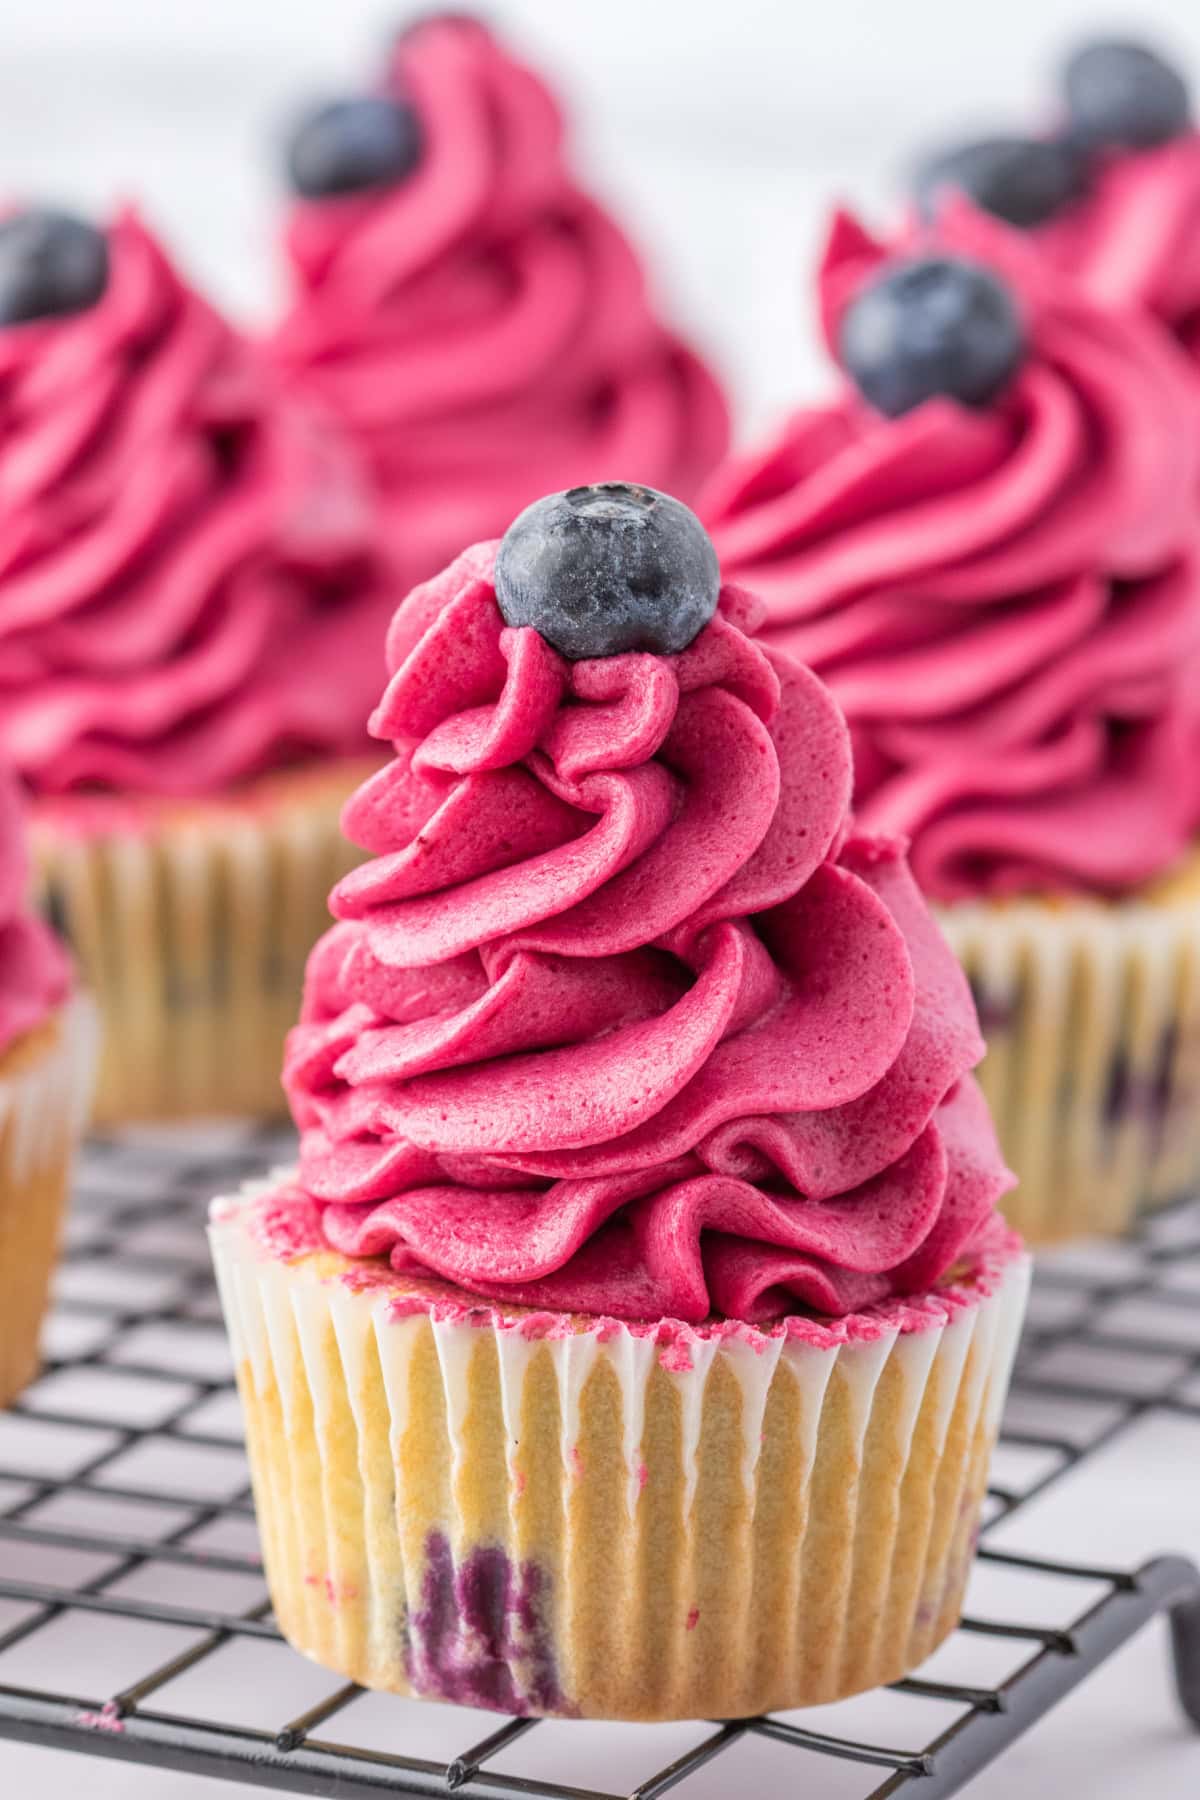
xmin=0 ymin=1128 xmax=1198 ymax=1799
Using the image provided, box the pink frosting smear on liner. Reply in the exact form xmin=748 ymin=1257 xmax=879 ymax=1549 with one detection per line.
xmin=0 ymin=761 xmax=71 ymax=1050
xmin=252 ymin=543 xmax=1018 ymax=1335
xmin=703 ymin=200 xmax=1200 ymax=902
xmin=0 ymin=208 xmax=397 ymax=800
xmin=272 ymin=14 xmax=730 ymax=590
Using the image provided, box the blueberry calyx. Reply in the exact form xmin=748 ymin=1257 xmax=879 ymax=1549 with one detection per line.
xmin=285 ymin=94 xmax=422 ymax=199
xmin=915 ymin=134 xmax=1089 ymax=229
xmin=1062 ymin=39 xmax=1192 ymax=152
xmin=839 ymin=254 xmax=1026 ymax=420
xmin=0 ymin=209 xmax=109 ymax=328
xmin=494 ymin=483 xmax=721 ymax=662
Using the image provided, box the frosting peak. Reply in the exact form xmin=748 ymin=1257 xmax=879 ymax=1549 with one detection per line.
xmin=272 ymin=17 xmax=730 ymax=589
xmin=0 ymin=208 xmax=395 ymax=798
xmin=705 ymin=202 xmax=1200 ymax=901
xmin=282 ymin=542 xmax=1011 ymax=1325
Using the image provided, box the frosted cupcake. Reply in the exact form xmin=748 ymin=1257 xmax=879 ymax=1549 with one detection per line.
xmin=210 ymin=484 xmax=1027 ymax=1721
xmin=0 ymin=206 xmax=397 ymax=1122
xmin=704 ymin=203 xmax=1200 ymax=1243
xmin=271 ymin=13 xmax=730 ymax=588
xmin=0 ymin=763 xmax=95 ymax=1403
xmin=914 ymin=39 xmax=1200 ymax=361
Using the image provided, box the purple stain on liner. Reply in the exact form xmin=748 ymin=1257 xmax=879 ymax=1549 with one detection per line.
xmin=406 ymin=1531 xmax=574 ymax=1716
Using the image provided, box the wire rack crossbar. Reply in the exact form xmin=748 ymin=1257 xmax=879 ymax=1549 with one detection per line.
xmin=0 ymin=1129 xmax=1196 ymax=1799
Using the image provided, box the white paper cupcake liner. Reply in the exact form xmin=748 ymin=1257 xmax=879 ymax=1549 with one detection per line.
xmin=941 ymin=869 xmax=1200 ymax=1242
xmin=210 ymin=1182 xmax=1029 ymax=1721
xmin=0 ymin=994 xmax=98 ymax=1403
xmin=32 ymin=763 xmax=371 ymax=1124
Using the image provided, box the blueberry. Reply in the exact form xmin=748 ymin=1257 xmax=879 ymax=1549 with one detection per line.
xmin=839 ymin=255 xmax=1025 ymax=419
xmin=285 ymin=94 xmax=422 ymax=199
xmin=0 ymin=209 xmax=108 ymax=328
xmin=914 ymin=134 xmax=1089 ymax=229
xmin=494 ymin=483 xmax=721 ymax=662
xmin=1062 ymin=39 xmax=1191 ymax=151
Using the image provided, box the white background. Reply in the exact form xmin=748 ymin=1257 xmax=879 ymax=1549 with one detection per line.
xmin=2 ymin=3 xmax=1200 ymax=1794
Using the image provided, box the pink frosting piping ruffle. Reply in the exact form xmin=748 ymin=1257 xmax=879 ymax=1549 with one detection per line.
xmin=703 ymin=201 xmax=1200 ymax=901
xmin=0 ymin=209 xmax=396 ymax=798
xmin=281 ymin=544 xmax=1012 ymax=1326
xmin=272 ymin=15 xmax=730 ymax=589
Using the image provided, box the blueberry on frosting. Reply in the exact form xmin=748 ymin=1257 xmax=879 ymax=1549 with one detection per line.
xmin=839 ymin=255 xmax=1025 ymax=419
xmin=495 ymin=483 xmax=721 ymax=661
xmin=915 ymin=134 xmax=1089 ymax=229
xmin=0 ymin=209 xmax=108 ymax=327
xmin=286 ymin=94 xmax=422 ymax=198
xmin=1062 ymin=39 xmax=1191 ymax=151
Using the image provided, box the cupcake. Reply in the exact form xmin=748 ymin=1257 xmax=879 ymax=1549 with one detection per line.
xmin=703 ymin=203 xmax=1200 ymax=1243
xmin=0 ymin=762 xmax=95 ymax=1404
xmin=210 ymin=484 xmax=1027 ymax=1721
xmin=271 ymin=13 xmax=730 ymax=588
xmin=0 ymin=206 xmax=397 ymax=1123
xmin=913 ymin=39 xmax=1200 ymax=361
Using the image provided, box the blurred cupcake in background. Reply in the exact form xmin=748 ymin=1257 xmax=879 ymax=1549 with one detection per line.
xmin=0 ymin=763 xmax=95 ymax=1403
xmin=912 ymin=38 xmax=1200 ymax=364
xmin=704 ymin=202 xmax=1200 ymax=1244
xmin=211 ymin=485 xmax=1026 ymax=1721
xmin=0 ymin=206 xmax=397 ymax=1123
xmin=270 ymin=12 xmax=730 ymax=589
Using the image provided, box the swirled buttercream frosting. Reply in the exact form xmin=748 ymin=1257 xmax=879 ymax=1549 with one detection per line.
xmin=272 ymin=15 xmax=730 ymax=588
xmin=0 ymin=208 xmax=395 ymax=797
xmin=279 ymin=537 xmax=1012 ymax=1325
xmin=704 ymin=203 xmax=1200 ymax=901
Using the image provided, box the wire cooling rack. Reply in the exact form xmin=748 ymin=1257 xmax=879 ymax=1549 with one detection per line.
xmin=0 ymin=1129 xmax=1198 ymax=1799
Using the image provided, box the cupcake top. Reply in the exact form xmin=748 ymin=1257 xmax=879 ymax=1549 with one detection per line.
xmin=0 ymin=206 xmax=395 ymax=800
xmin=272 ymin=14 xmax=730 ymax=588
xmin=277 ymin=484 xmax=1012 ymax=1332
xmin=913 ymin=39 xmax=1200 ymax=349
xmin=0 ymin=761 xmax=71 ymax=1049
xmin=703 ymin=202 xmax=1200 ymax=901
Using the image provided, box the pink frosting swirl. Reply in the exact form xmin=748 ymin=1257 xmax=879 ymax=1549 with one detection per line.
xmin=281 ymin=543 xmax=1011 ymax=1325
xmin=0 ymin=209 xmax=396 ymax=797
xmin=0 ymin=761 xmax=71 ymax=1048
xmin=272 ymin=15 xmax=730 ymax=589
xmin=1035 ymin=135 xmax=1200 ymax=356
xmin=703 ymin=203 xmax=1200 ymax=901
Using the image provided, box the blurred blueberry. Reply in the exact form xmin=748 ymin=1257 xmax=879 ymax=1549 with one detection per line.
xmin=839 ymin=255 xmax=1025 ymax=418
xmin=0 ymin=209 xmax=109 ymax=327
xmin=1062 ymin=38 xmax=1191 ymax=151
xmin=915 ymin=134 xmax=1089 ymax=228
xmin=286 ymin=94 xmax=422 ymax=198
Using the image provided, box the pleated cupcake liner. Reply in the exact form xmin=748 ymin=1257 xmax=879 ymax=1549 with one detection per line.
xmin=31 ymin=761 xmax=373 ymax=1125
xmin=210 ymin=1184 xmax=1029 ymax=1722
xmin=940 ymin=855 xmax=1200 ymax=1244
xmin=0 ymin=995 xmax=98 ymax=1405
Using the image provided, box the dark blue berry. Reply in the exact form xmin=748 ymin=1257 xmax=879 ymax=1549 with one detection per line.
xmin=285 ymin=95 xmax=422 ymax=199
xmin=839 ymin=255 xmax=1025 ymax=419
xmin=495 ymin=483 xmax=721 ymax=662
xmin=0 ymin=209 xmax=108 ymax=328
xmin=915 ymin=134 xmax=1089 ymax=229
xmin=1062 ymin=39 xmax=1191 ymax=151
